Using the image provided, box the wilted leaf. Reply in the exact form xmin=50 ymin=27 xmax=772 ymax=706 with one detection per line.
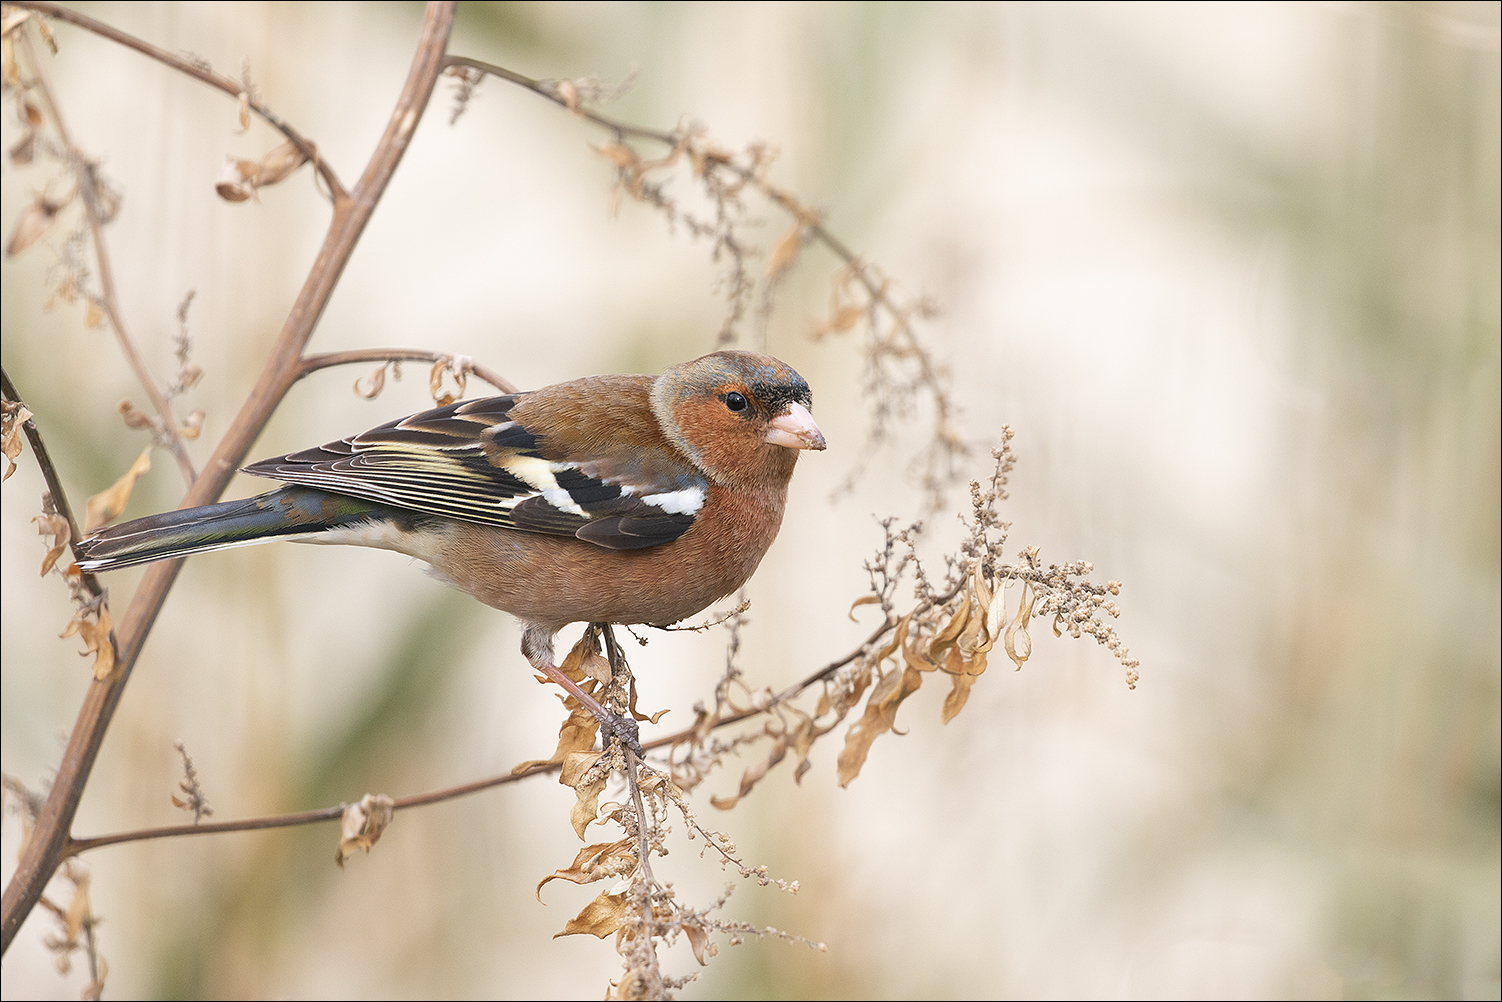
xmin=334 ymin=793 xmax=394 ymax=868
xmin=6 ymin=196 xmax=63 ymax=257
xmin=180 ymin=410 xmax=206 ymax=440
xmin=766 ymin=222 xmax=802 ymax=279
xmin=117 ymin=399 xmax=153 ymax=429
xmin=848 ymin=593 xmax=882 ymax=621
xmin=1003 ymin=581 xmax=1034 ymax=669
xmin=214 ymin=156 xmax=260 ymax=202
xmin=927 ymin=586 xmax=972 ymax=664
xmin=354 ymin=364 xmax=387 ymax=399
xmin=255 ymin=140 xmax=307 ymax=187
xmin=84 ymin=446 xmax=152 ymax=533
xmin=711 ymin=734 xmax=787 ymax=810
xmin=941 ymin=672 xmax=977 ymax=724
xmin=555 ymin=890 xmax=628 ymax=939
xmin=61 ymin=602 xmax=114 ymax=679
xmin=32 ymin=511 xmax=69 ymax=576
xmin=684 ymin=918 xmax=719 ymax=965
xmin=592 ymin=141 xmax=641 ymax=170
xmin=536 ymin=837 xmax=636 ymax=897
xmin=835 ymin=666 xmax=923 ymax=787
xmin=561 ymin=750 xmax=606 ymax=839
xmin=2 ymin=400 xmax=32 ymax=481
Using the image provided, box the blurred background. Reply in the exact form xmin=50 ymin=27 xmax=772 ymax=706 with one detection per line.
xmin=2 ymin=2 xmax=1497 ymax=998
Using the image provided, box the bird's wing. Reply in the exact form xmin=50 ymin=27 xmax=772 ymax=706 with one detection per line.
xmin=242 ymin=392 xmax=707 ymax=551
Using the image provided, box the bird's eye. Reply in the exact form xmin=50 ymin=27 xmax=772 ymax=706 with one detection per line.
xmin=724 ymin=392 xmax=748 ymax=412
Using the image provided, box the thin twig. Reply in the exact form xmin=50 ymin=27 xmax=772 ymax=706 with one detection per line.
xmin=297 ymin=347 xmax=518 ymax=393
xmin=8 ymin=1 xmax=345 ymax=201
xmin=1 ymin=368 xmax=104 ymax=600
xmin=17 ymin=29 xmax=198 ymax=485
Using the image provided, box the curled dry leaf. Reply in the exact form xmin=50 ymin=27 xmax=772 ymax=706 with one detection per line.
xmin=835 ymin=664 xmax=923 ymax=787
xmin=1003 ymin=580 xmax=1035 ymax=669
xmin=512 ymin=633 xmax=603 ymax=774
xmin=2 ymin=399 xmax=33 ymax=481
xmin=214 ymin=142 xmax=307 ymax=203
xmin=335 ymin=793 xmax=395 ymax=869
xmin=848 ymin=593 xmax=882 ymax=621
xmin=711 ymin=733 xmax=788 ymax=810
xmin=33 ymin=510 xmax=70 ymax=576
xmin=684 ymin=918 xmax=719 ymax=966
xmin=562 ymin=750 xmax=607 ymax=840
xmin=117 ymin=398 xmax=154 ymax=430
xmin=5 ymin=195 xmax=64 ymax=258
xmin=536 ymin=837 xmax=637 ymax=897
xmin=555 ymin=890 xmax=628 ymax=940
xmin=84 ymin=446 xmax=152 ymax=533
xmin=354 ymin=364 xmax=387 ymax=399
xmin=214 ymin=157 xmax=260 ymax=203
xmin=766 ymin=222 xmax=803 ymax=279
xmin=180 ymin=410 xmax=206 ymax=440
xmin=60 ymin=602 xmax=114 ymax=679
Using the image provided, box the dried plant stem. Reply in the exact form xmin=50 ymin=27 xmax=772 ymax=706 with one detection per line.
xmin=8 ymin=0 xmax=342 ymax=198
xmin=1 ymin=368 xmax=104 ymax=603
xmin=0 ymin=1 xmax=459 ymax=956
xmin=297 ymin=347 xmax=518 ymax=393
xmin=17 ymin=29 xmax=198 ymax=485
xmin=51 ymin=602 xmax=942 ymax=861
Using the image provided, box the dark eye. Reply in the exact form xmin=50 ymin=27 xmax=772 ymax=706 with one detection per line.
xmin=724 ymin=391 xmax=748 ymax=412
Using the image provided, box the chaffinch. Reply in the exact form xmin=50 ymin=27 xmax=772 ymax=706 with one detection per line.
xmin=77 ymin=350 xmax=825 ymax=746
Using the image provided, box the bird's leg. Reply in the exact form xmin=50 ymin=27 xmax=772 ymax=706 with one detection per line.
xmin=522 ymin=625 xmax=643 ymax=756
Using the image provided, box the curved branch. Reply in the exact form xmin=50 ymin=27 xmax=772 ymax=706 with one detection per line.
xmin=0 ymin=0 xmax=459 ymax=956
xmin=297 ymin=347 xmax=518 ymax=394
xmin=8 ymin=1 xmax=346 ymax=201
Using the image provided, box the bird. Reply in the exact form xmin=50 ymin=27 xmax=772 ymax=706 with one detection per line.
xmin=76 ymin=350 xmax=825 ymax=749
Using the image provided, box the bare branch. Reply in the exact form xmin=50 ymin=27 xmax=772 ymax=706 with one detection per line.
xmin=0 ymin=0 xmax=460 ymax=956
xmin=7 ymin=0 xmax=345 ymax=200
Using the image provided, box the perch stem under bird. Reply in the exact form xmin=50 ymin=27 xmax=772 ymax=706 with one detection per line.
xmin=76 ymin=351 xmax=825 ymax=751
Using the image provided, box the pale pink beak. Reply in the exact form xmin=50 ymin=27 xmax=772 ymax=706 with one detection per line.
xmin=764 ymin=402 xmax=826 ymax=451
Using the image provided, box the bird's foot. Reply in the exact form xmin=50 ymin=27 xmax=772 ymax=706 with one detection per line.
xmin=535 ymin=657 xmax=644 ymax=759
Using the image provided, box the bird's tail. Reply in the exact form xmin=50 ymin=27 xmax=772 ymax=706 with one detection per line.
xmin=75 ymin=485 xmax=410 ymax=572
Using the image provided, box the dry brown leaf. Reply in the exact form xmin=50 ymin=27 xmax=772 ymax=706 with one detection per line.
xmin=214 ymin=156 xmax=260 ymax=202
xmin=1004 ymin=581 xmax=1034 ymax=669
xmin=941 ymin=672 xmax=978 ymax=724
xmin=61 ymin=603 xmax=114 ymax=679
xmin=334 ymin=793 xmax=394 ymax=868
xmin=555 ymin=890 xmax=628 ymax=939
xmin=180 ymin=411 xmax=205 ymax=440
xmin=592 ymin=141 xmax=641 ymax=170
xmin=766 ymin=222 xmax=803 ymax=279
xmin=684 ymin=918 xmax=719 ymax=965
xmin=927 ymin=585 xmax=972 ymax=663
xmin=255 ymin=140 xmax=307 ymax=187
xmin=835 ymin=666 xmax=923 ymax=786
xmin=2 ymin=400 xmax=32 ymax=481
xmin=1 ymin=9 xmax=33 ymax=39
xmin=536 ymin=837 xmax=637 ymax=897
xmin=32 ymin=511 xmax=69 ymax=576
xmin=84 ymin=446 xmax=152 ymax=533
xmin=6 ymin=196 xmax=62 ymax=257
xmin=34 ymin=13 xmax=56 ymax=54
xmin=711 ymin=734 xmax=787 ymax=810
xmin=117 ymin=399 xmax=153 ymax=429
xmin=235 ymin=90 xmax=250 ymax=133
xmin=561 ymin=750 xmax=606 ymax=839
xmin=354 ymin=364 xmax=387 ymax=399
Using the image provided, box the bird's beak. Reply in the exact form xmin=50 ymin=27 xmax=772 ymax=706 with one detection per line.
xmin=764 ymin=402 xmax=826 ymax=451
